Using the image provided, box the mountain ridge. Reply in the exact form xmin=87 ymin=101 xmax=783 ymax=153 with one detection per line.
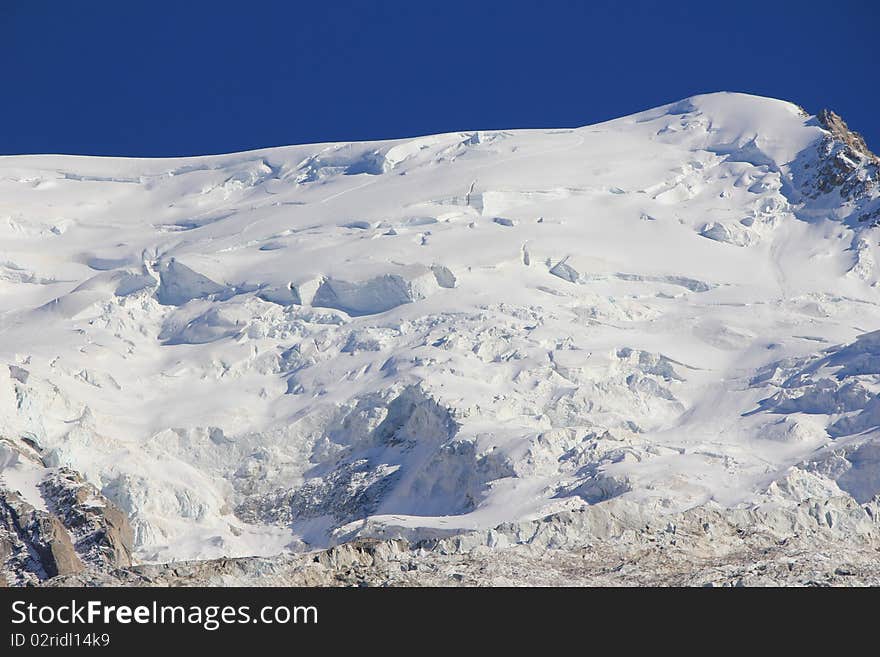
xmin=2 ymin=91 xmax=880 ymax=584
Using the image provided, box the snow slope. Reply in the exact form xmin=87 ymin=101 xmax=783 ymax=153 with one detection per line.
xmin=2 ymin=92 xmax=879 ymax=564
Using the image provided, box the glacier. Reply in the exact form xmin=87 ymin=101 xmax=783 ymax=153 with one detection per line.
xmin=2 ymin=91 xmax=880 ymax=584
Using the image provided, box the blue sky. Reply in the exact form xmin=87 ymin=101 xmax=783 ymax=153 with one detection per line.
xmin=2 ymin=1 xmax=878 ymax=156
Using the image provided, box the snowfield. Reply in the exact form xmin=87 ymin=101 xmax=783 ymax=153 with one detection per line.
xmin=2 ymin=92 xmax=880 ymax=580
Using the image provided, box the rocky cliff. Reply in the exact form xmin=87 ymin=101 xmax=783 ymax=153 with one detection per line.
xmin=0 ymin=438 xmax=133 ymax=585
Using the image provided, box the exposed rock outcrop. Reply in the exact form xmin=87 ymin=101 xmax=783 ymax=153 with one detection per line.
xmin=0 ymin=439 xmax=134 ymax=585
xmin=0 ymin=489 xmax=84 ymax=583
xmin=40 ymin=469 xmax=134 ymax=569
xmin=817 ymin=109 xmax=877 ymax=161
xmin=804 ymin=109 xmax=880 ymax=220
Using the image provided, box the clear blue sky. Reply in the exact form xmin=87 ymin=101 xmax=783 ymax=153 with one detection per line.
xmin=2 ymin=0 xmax=878 ymax=157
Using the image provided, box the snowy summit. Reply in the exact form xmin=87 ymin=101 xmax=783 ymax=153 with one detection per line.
xmin=2 ymin=92 xmax=880 ymax=584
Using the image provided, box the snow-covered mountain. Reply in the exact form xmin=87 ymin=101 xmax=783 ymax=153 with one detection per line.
xmin=2 ymin=92 xmax=880 ymax=584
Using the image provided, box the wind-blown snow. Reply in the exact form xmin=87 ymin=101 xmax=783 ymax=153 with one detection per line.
xmin=2 ymin=92 xmax=879 ymax=562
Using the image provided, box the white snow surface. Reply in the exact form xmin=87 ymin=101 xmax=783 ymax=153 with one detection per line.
xmin=2 ymin=92 xmax=880 ymax=562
